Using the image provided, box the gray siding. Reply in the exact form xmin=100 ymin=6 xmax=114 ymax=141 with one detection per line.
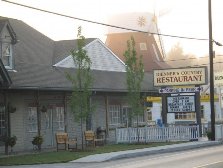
xmin=0 ymin=91 xmax=135 ymax=153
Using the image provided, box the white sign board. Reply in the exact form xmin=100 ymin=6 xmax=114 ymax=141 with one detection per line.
xmin=215 ymin=71 xmax=223 ymax=86
xmin=153 ymin=67 xmax=207 ymax=87
xmin=167 ymin=95 xmax=195 ymax=113
xmin=159 ymin=87 xmax=202 ymax=93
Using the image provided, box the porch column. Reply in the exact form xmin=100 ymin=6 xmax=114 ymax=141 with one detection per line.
xmin=64 ymin=92 xmax=67 ymax=132
xmin=161 ymin=93 xmax=167 ymax=126
xmin=105 ymin=95 xmax=108 ymax=136
xmin=36 ymin=91 xmax=41 ymax=137
xmin=4 ymin=91 xmax=10 ymax=154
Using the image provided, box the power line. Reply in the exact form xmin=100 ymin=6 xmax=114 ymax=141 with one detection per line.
xmin=155 ymin=61 xmax=223 ymax=70
xmin=2 ymin=0 xmax=210 ymax=42
xmin=159 ymin=54 xmax=223 ymax=63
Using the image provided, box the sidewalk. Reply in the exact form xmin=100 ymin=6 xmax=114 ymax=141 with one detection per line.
xmin=71 ymin=139 xmax=222 ymax=163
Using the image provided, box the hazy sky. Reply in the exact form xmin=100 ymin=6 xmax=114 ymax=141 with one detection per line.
xmin=0 ymin=0 xmax=223 ymax=57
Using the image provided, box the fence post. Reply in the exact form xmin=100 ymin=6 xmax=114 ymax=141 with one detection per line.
xmin=145 ymin=126 xmax=148 ymax=143
xmin=115 ymin=128 xmax=118 ymax=144
xmin=221 ymin=125 xmax=223 ymax=141
xmin=128 ymin=127 xmax=131 ymax=144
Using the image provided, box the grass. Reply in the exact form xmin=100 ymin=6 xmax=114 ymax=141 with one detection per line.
xmin=0 ymin=142 xmax=182 ymax=166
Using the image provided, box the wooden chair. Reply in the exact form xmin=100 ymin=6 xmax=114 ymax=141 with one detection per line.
xmin=84 ymin=130 xmax=105 ymax=147
xmin=67 ymin=138 xmax=77 ymax=150
xmin=55 ymin=132 xmax=68 ymax=151
xmin=55 ymin=132 xmax=77 ymax=151
xmin=84 ymin=130 xmax=95 ymax=147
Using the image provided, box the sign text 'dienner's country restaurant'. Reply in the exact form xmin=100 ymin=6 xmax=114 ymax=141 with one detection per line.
xmin=153 ymin=67 xmax=207 ymax=87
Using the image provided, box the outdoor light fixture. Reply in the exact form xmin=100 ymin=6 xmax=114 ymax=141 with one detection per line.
xmin=213 ymin=40 xmax=223 ymax=46
xmin=40 ymin=105 xmax=47 ymax=113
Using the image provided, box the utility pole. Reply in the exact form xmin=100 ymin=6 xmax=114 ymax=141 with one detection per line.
xmin=208 ymin=0 xmax=215 ymax=140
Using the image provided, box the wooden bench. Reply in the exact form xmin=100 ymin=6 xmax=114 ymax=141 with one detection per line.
xmin=55 ymin=132 xmax=77 ymax=151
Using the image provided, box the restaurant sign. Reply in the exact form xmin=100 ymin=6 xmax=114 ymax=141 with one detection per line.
xmin=153 ymin=67 xmax=207 ymax=87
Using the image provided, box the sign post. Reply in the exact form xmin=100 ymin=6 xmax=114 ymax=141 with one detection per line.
xmin=153 ymin=67 xmax=207 ymax=135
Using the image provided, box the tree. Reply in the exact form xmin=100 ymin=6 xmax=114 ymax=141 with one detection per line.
xmin=167 ymin=42 xmax=198 ymax=68
xmin=123 ymin=36 xmax=144 ymax=142
xmin=66 ymin=26 xmax=93 ymax=149
xmin=167 ymin=42 xmax=184 ymax=61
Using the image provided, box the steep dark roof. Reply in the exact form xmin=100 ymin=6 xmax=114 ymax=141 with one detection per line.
xmin=0 ymin=17 xmax=157 ymax=93
xmin=8 ymin=64 xmax=154 ymax=92
xmin=0 ymin=17 xmax=8 ymax=31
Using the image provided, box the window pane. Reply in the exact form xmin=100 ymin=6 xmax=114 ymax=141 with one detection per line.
xmin=2 ymin=43 xmax=12 ymax=67
xmin=109 ymin=105 xmax=120 ymax=125
xmin=56 ymin=107 xmax=64 ymax=130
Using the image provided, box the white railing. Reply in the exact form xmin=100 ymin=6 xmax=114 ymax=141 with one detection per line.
xmin=116 ymin=125 xmax=199 ymax=143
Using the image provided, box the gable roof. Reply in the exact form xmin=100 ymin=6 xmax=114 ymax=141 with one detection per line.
xmin=54 ymin=39 xmax=126 ymax=72
xmin=0 ymin=17 xmax=17 ymax=44
xmin=0 ymin=16 xmax=157 ymax=93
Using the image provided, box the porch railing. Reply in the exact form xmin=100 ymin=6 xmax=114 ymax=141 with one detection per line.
xmin=116 ymin=125 xmax=199 ymax=143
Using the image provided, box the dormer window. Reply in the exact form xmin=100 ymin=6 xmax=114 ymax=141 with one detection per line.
xmin=0 ymin=21 xmax=17 ymax=70
xmin=1 ymin=42 xmax=12 ymax=69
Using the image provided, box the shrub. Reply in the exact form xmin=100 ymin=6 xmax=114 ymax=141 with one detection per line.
xmin=5 ymin=135 xmax=17 ymax=147
xmin=32 ymin=135 xmax=43 ymax=146
xmin=206 ymin=131 xmax=212 ymax=140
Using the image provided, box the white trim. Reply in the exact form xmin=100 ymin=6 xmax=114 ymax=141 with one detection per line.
xmin=152 ymin=44 xmax=160 ymax=61
xmin=2 ymin=43 xmax=13 ymax=69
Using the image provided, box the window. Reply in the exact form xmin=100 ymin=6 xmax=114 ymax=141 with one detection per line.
xmin=56 ymin=107 xmax=64 ymax=130
xmin=132 ymin=114 xmax=144 ymax=125
xmin=28 ymin=107 xmax=37 ymax=132
xmin=139 ymin=43 xmax=147 ymax=50
xmin=0 ymin=105 xmax=6 ymax=137
xmin=121 ymin=107 xmax=131 ymax=125
xmin=109 ymin=105 xmax=120 ymax=125
xmin=1 ymin=42 xmax=12 ymax=69
xmin=147 ymin=107 xmax=152 ymax=121
xmin=109 ymin=105 xmax=144 ymax=126
xmin=175 ymin=112 xmax=196 ymax=120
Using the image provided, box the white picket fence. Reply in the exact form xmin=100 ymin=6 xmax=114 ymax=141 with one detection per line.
xmin=116 ymin=125 xmax=199 ymax=143
xmin=215 ymin=124 xmax=223 ymax=141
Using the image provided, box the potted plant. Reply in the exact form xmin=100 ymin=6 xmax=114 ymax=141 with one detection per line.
xmin=4 ymin=135 xmax=17 ymax=153
xmin=32 ymin=135 xmax=43 ymax=151
xmin=206 ymin=131 xmax=212 ymax=140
